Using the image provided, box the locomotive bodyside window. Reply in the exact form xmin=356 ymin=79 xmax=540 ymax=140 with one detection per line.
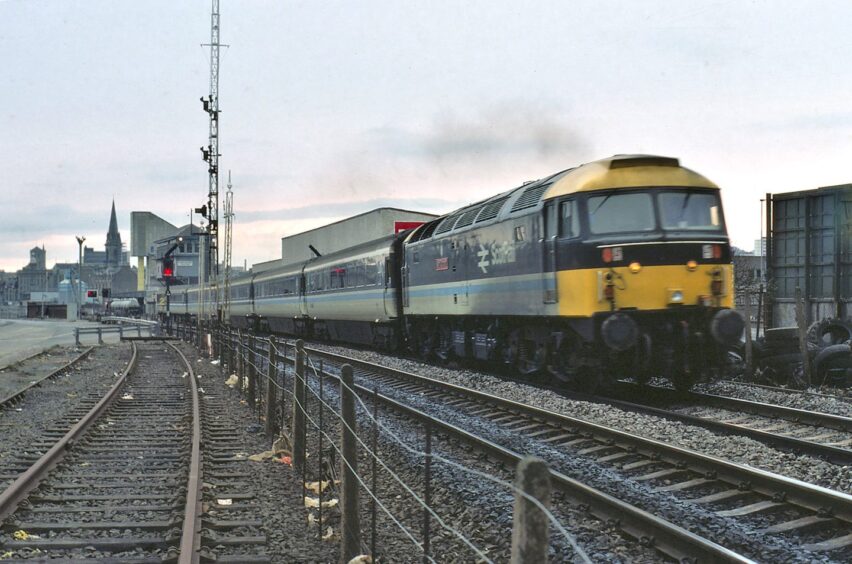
xmin=560 ymin=199 xmax=580 ymax=238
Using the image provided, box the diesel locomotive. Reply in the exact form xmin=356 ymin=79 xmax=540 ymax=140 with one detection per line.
xmin=162 ymin=154 xmax=744 ymax=390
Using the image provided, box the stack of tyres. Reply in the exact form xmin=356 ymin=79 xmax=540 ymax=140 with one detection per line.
xmin=754 ymin=327 xmax=818 ymax=385
xmin=808 ymin=318 xmax=852 ymax=386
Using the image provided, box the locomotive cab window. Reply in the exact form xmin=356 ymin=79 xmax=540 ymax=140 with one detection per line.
xmin=560 ymin=199 xmax=580 ymax=238
xmin=658 ymin=191 xmax=723 ymax=231
xmin=588 ymin=192 xmax=655 ymax=234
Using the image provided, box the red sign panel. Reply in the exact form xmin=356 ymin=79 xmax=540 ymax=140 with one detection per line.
xmin=435 ymin=257 xmax=449 ymax=271
xmin=394 ymin=221 xmax=425 ymax=234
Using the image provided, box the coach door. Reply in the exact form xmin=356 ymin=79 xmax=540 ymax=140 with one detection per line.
xmin=542 ymin=201 xmax=558 ymax=303
xmin=298 ymin=271 xmax=308 ymax=317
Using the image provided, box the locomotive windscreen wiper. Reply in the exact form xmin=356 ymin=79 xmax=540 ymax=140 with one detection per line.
xmin=590 ymin=190 xmax=616 ymax=215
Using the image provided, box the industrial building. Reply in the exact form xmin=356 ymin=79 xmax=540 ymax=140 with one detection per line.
xmin=766 ymin=184 xmax=852 ymax=326
xmin=253 ymin=208 xmax=438 ymax=273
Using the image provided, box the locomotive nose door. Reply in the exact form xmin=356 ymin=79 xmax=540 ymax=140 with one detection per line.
xmin=542 ymin=201 xmax=558 ymax=303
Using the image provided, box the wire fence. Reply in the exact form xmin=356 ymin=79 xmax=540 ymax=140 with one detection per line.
xmin=173 ymin=318 xmax=591 ymax=563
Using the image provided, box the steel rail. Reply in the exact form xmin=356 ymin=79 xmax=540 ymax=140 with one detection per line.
xmin=0 ymin=342 xmax=137 ymax=522
xmin=302 ymin=347 xmax=852 ymax=525
xmin=601 ymin=381 xmax=852 ymax=464
xmin=624 ymin=381 xmax=852 ymax=432
xmin=718 ymin=379 xmax=852 ymax=404
xmin=169 ymin=342 xmax=203 ymax=564
xmin=298 ymin=354 xmax=752 ymax=563
xmin=0 ymin=346 xmax=94 ymax=408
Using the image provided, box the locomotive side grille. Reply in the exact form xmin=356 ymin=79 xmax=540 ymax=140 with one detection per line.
xmin=510 ymin=183 xmax=549 ymax=212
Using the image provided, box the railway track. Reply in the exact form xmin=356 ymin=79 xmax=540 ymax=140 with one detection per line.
xmin=283 ymin=345 xmax=852 ymax=561
xmin=600 ymin=381 xmax=852 ymax=465
xmin=0 ymin=341 xmax=268 ymax=562
xmin=0 ymin=347 xmax=93 ymax=409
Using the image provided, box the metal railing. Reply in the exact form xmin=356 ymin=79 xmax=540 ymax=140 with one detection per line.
xmin=74 ymin=321 xmax=159 ymax=345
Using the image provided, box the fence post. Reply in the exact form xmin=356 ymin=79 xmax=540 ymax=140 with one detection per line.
xmin=237 ymin=330 xmax=245 ymax=396
xmin=340 ymin=364 xmax=361 ymax=563
xmin=265 ymin=336 xmax=278 ymax=435
xmin=318 ymin=359 xmax=325 ymax=539
xmin=227 ymin=328 xmax=234 ymax=376
xmin=248 ymin=333 xmax=257 ymax=408
xmin=422 ymin=423 xmax=432 ymax=564
xmin=137 ymin=324 xmax=142 ymax=337
xmin=292 ymin=340 xmax=307 ymax=471
xmin=510 ymin=456 xmax=552 ymax=564
xmin=74 ymin=328 xmax=80 ymax=346
xmin=743 ymin=292 xmax=753 ymax=378
xmin=119 ymin=325 xmax=124 ymax=340
xmin=795 ymin=286 xmax=812 ymax=386
xmin=97 ymin=327 xmax=103 ymax=345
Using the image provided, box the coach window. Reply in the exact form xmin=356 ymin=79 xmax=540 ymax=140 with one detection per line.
xmin=560 ymin=199 xmax=580 ymax=238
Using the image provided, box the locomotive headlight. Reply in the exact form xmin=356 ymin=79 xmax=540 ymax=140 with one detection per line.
xmin=629 ymin=262 xmax=641 ymax=273
xmin=686 ymin=260 xmax=698 ymax=271
xmin=668 ymin=289 xmax=684 ymax=304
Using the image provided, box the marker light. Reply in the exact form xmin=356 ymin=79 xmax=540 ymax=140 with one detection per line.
xmin=669 ymin=289 xmax=684 ymax=304
xmin=629 ymin=262 xmax=642 ymax=273
xmin=686 ymin=260 xmax=698 ymax=271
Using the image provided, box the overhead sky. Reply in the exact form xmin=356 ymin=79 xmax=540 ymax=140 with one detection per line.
xmin=2 ymin=1 xmax=851 ymax=271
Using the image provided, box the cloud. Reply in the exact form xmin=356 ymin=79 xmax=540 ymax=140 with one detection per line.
xmin=373 ymin=101 xmax=588 ymax=163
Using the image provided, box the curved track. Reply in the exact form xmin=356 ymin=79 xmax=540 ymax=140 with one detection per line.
xmin=0 ymin=347 xmax=94 ymax=409
xmin=0 ymin=342 xmax=206 ymax=562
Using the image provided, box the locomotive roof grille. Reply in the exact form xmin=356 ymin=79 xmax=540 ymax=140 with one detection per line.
xmin=434 ymin=212 xmax=463 ymax=235
xmin=474 ymin=195 xmax=509 ymax=223
xmin=510 ymin=182 xmax=550 ymax=212
xmin=454 ymin=206 xmax=482 ymax=229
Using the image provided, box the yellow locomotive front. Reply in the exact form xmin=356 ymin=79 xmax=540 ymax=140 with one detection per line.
xmin=544 ymin=155 xmax=743 ymax=389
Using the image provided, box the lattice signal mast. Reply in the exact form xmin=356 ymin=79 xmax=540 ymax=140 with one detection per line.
xmin=222 ymin=170 xmax=234 ymax=320
xmin=200 ymin=0 xmax=224 ymax=318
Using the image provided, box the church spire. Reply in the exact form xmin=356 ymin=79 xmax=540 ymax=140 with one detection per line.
xmin=105 ymin=199 xmax=122 ymax=269
xmin=108 ymin=199 xmax=119 ymax=239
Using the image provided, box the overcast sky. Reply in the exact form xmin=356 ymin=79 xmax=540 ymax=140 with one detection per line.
xmin=2 ymin=1 xmax=851 ymax=271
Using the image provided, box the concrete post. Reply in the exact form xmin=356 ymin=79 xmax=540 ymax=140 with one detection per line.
xmin=74 ymin=328 xmax=80 ymax=346
xmin=119 ymin=325 xmax=124 ymax=340
xmin=137 ymin=324 xmax=142 ymax=337
xmin=265 ymin=336 xmax=278 ymax=435
xmin=97 ymin=327 xmax=103 ymax=345
xmin=510 ymin=456 xmax=552 ymax=564
xmin=340 ymin=364 xmax=361 ymax=563
xmin=292 ymin=340 xmax=306 ymax=471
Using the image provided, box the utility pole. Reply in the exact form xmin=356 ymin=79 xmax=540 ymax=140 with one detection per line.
xmin=200 ymin=0 xmax=226 ymax=321
xmin=75 ymin=235 xmax=86 ymax=320
xmin=223 ymin=170 xmax=234 ymax=322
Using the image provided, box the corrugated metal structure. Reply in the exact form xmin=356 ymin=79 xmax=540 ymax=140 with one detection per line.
xmin=767 ymin=184 xmax=852 ymax=327
xmin=276 ymin=207 xmax=438 ymax=267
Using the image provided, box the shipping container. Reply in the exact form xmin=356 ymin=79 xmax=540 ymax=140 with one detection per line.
xmin=766 ymin=184 xmax=852 ymax=327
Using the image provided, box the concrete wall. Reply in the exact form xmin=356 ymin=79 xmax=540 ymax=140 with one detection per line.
xmin=130 ymin=212 xmax=177 ymax=257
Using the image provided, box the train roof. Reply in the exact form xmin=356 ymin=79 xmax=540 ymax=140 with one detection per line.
xmin=544 ymin=154 xmax=718 ymax=198
xmin=406 ymin=154 xmax=717 ymax=244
